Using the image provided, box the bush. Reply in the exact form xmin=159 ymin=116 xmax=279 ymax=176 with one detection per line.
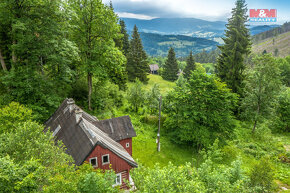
xmin=272 ymin=87 xmax=290 ymax=132
xmin=0 ymin=102 xmax=33 ymax=134
xmin=249 ymin=157 xmax=275 ymax=192
xmin=127 ymin=79 xmax=146 ymax=112
xmin=164 ymin=69 xmax=238 ymax=148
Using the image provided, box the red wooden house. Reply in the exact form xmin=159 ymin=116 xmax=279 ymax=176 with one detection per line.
xmin=45 ymin=99 xmax=137 ymax=189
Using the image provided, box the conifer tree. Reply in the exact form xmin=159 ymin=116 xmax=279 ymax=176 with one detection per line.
xmin=216 ymin=0 xmax=251 ymax=96
xmin=119 ymin=20 xmax=130 ymax=55
xmin=162 ymin=47 xmax=179 ymax=81
xmin=127 ymin=25 xmax=149 ymax=83
xmin=184 ymin=51 xmax=196 ymax=79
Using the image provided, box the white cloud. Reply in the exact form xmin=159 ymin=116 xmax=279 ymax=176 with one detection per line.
xmin=116 ymin=12 xmax=157 ymax=20
xmin=105 ymin=0 xmax=289 ymax=23
xmin=106 ymin=0 xmax=234 ymax=20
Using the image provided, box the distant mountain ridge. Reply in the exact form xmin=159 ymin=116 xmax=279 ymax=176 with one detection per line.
xmin=139 ymin=32 xmax=219 ymax=57
xmin=121 ymin=17 xmax=280 ymax=38
xmin=122 ymin=18 xmax=227 ymax=38
xmin=250 ymin=25 xmax=280 ymax=35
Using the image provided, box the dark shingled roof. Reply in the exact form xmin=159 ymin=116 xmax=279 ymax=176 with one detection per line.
xmin=44 ymin=99 xmax=137 ymax=167
xmin=93 ymin=116 xmax=136 ymax=141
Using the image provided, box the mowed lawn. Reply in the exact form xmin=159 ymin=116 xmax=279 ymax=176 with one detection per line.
xmin=127 ymin=74 xmax=176 ymax=94
xmin=131 ymin=115 xmax=196 ymax=168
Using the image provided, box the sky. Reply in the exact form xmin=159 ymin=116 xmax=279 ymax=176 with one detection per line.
xmin=103 ymin=0 xmax=290 ymax=24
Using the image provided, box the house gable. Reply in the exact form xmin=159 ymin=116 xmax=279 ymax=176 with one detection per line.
xmin=44 ymin=98 xmax=137 ymax=168
xmin=93 ymin=116 xmax=136 ymax=142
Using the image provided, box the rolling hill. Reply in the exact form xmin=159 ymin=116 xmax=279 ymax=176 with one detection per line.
xmin=122 ymin=17 xmax=281 ymax=38
xmin=252 ymin=31 xmax=290 ymax=57
xmin=122 ymin=17 xmax=226 ymax=38
xmin=139 ymin=32 xmax=219 ymax=57
xmin=252 ymin=22 xmax=290 ymax=57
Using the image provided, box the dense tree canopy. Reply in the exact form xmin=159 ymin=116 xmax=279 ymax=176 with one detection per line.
xmin=241 ymin=54 xmax=282 ymax=133
xmin=164 ymin=69 xmax=238 ymax=148
xmin=70 ymin=0 xmax=127 ymax=110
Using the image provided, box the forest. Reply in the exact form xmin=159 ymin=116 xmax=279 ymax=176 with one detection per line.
xmin=0 ymin=0 xmax=289 ymax=192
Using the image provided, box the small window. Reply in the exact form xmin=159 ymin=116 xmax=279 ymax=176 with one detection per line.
xmin=102 ymin=154 xmax=110 ymax=165
xmin=115 ymin=173 xmax=122 ymax=186
xmin=89 ymin=157 xmax=97 ymax=167
xmin=126 ymin=143 xmax=130 ymax=148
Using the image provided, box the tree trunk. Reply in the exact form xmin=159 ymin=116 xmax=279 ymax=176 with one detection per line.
xmin=0 ymin=48 xmax=7 ymax=71
xmin=252 ymin=119 xmax=257 ymax=133
xmin=12 ymin=40 xmax=17 ymax=63
xmin=88 ymin=73 xmax=92 ymax=111
xmin=252 ymin=104 xmax=260 ymax=133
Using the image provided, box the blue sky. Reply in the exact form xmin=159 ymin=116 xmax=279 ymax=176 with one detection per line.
xmin=104 ymin=0 xmax=289 ymax=24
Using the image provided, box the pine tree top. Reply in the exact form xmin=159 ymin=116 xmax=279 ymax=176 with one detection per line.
xmin=162 ymin=47 xmax=179 ymax=81
xmin=184 ymin=51 xmax=196 ymax=79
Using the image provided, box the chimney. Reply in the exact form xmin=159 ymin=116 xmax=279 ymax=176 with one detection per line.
xmin=67 ymin=98 xmax=75 ymax=113
xmin=75 ymin=108 xmax=83 ymax=122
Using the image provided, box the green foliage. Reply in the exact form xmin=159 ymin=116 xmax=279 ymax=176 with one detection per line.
xmin=145 ymin=84 xmax=161 ymax=115
xmin=1 ymin=68 xmax=63 ymax=121
xmin=272 ymin=87 xmax=290 ymax=132
xmin=131 ymin=141 xmax=260 ymax=193
xmin=162 ymin=48 xmax=179 ymax=81
xmin=277 ymin=56 xmax=290 ymax=87
xmin=0 ymin=103 xmax=118 ymax=192
xmin=164 ymin=69 xmax=238 ymax=148
xmin=183 ymin=51 xmax=196 ymax=79
xmin=69 ymin=0 xmax=127 ymax=109
xmin=119 ymin=19 xmax=130 ymax=56
xmin=92 ymin=81 xmax=124 ymax=115
xmin=131 ymin=162 xmax=206 ymax=193
xmin=249 ymin=157 xmax=275 ymax=192
xmin=175 ymin=74 xmax=186 ymax=87
xmin=127 ymin=25 xmax=149 ymax=83
xmin=0 ymin=102 xmax=32 ymax=134
xmin=0 ymin=0 xmax=77 ymax=121
xmin=241 ymin=54 xmax=282 ymax=132
xmin=194 ymin=49 xmax=221 ymax=64
xmin=127 ymin=79 xmax=146 ymax=112
xmin=216 ymin=0 xmax=251 ymax=96
xmin=78 ymin=169 xmax=117 ymax=193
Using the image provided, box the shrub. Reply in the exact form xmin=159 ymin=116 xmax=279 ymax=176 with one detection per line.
xmin=249 ymin=157 xmax=275 ymax=192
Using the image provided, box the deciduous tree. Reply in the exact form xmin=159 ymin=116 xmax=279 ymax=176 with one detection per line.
xmin=164 ymin=69 xmax=238 ymax=148
xmin=70 ymin=0 xmax=127 ymax=110
xmin=241 ymin=54 xmax=281 ymax=133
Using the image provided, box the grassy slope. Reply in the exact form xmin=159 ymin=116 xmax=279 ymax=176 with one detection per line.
xmin=126 ymin=74 xmax=195 ymax=167
xmin=127 ymin=74 xmax=175 ymax=94
xmin=118 ymin=74 xmax=290 ymax=188
xmin=131 ymin=115 xmax=196 ymax=168
xmin=252 ymin=31 xmax=290 ymax=57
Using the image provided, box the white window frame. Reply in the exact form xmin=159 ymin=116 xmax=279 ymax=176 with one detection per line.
xmin=102 ymin=154 xmax=110 ymax=165
xmin=89 ymin=157 xmax=98 ymax=167
xmin=115 ymin=173 xmax=122 ymax=186
xmin=126 ymin=142 xmax=130 ymax=148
